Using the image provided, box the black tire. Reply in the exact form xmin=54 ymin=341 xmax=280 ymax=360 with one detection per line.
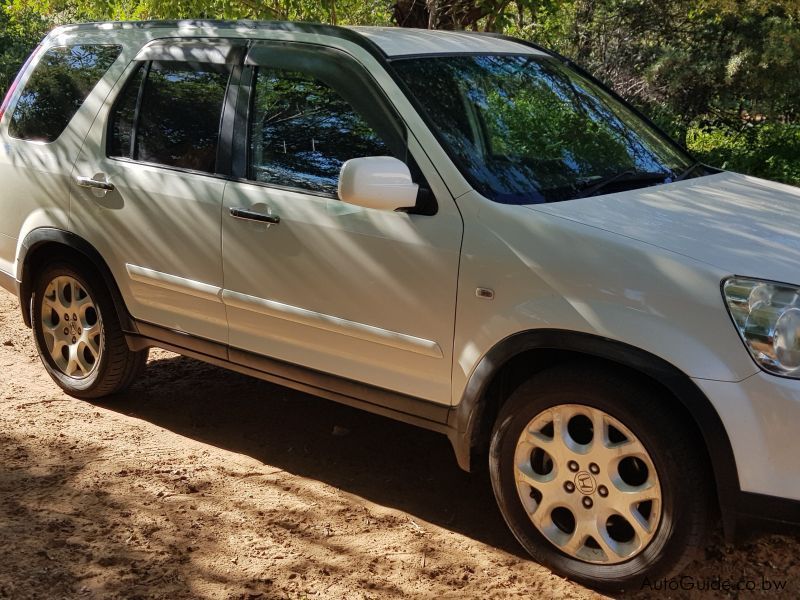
xmin=489 ymin=364 xmax=710 ymax=592
xmin=31 ymin=261 xmax=148 ymax=399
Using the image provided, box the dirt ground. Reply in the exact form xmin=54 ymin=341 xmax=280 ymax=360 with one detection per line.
xmin=1 ymin=287 xmax=798 ymax=600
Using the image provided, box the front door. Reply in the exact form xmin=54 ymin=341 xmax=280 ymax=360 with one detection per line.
xmin=222 ymin=42 xmax=463 ymax=404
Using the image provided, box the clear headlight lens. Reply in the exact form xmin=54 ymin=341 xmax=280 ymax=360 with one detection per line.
xmin=723 ymin=277 xmax=800 ymax=377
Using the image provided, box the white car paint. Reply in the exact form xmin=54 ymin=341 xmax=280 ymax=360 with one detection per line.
xmin=529 ymin=171 xmax=800 ymax=284
xmin=694 ymin=373 xmax=800 ymax=500
xmin=338 ymin=156 xmax=419 ymax=211
xmin=350 ymin=26 xmax=545 ymax=57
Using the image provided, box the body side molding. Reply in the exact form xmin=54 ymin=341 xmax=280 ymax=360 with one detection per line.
xmin=223 ymin=289 xmax=444 ymax=358
xmin=126 ymin=263 xmax=223 ymax=303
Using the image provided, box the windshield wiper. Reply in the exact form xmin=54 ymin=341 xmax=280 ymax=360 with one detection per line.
xmin=674 ymin=161 xmax=705 ymax=182
xmin=576 ymin=170 xmax=669 ymax=199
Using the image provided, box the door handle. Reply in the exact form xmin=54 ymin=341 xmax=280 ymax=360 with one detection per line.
xmin=229 ymin=207 xmax=280 ymax=224
xmin=76 ymin=175 xmax=115 ymax=192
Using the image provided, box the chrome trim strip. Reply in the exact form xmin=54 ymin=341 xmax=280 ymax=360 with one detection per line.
xmin=125 ymin=264 xmax=223 ymax=302
xmin=222 ymin=289 xmax=444 ymax=359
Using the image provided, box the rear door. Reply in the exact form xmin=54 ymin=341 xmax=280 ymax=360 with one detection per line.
xmin=70 ymin=40 xmax=243 ymax=344
xmin=221 ymin=41 xmax=464 ymax=405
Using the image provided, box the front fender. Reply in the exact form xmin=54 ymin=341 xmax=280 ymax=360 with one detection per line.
xmin=446 ymin=328 xmax=741 ymax=537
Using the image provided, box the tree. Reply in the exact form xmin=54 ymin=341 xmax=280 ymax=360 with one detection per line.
xmin=554 ymin=0 xmax=800 ymax=126
xmin=1 ymin=1 xmax=48 ymax=95
xmin=391 ymin=0 xmax=544 ymax=31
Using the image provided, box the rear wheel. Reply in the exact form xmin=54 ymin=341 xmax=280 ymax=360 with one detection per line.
xmin=32 ymin=262 xmax=147 ymax=398
xmin=489 ymin=365 xmax=710 ymax=592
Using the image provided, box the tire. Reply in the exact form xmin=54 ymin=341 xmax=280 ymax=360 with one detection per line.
xmin=489 ymin=364 xmax=710 ymax=592
xmin=31 ymin=261 xmax=148 ymax=399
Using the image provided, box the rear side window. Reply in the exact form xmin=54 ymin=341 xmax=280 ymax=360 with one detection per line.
xmin=9 ymin=45 xmax=121 ymax=143
xmin=109 ymin=61 xmax=230 ymax=174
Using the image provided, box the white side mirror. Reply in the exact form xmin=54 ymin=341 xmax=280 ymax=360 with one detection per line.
xmin=338 ymin=156 xmax=419 ymax=211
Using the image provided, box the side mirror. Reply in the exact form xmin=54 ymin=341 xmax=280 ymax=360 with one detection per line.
xmin=338 ymin=156 xmax=419 ymax=211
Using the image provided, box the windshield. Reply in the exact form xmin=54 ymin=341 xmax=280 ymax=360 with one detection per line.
xmin=392 ymin=54 xmax=700 ymax=204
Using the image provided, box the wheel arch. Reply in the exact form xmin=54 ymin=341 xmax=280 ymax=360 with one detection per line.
xmin=447 ymin=329 xmax=741 ymax=536
xmin=17 ymin=228 xmax=136 ymax=333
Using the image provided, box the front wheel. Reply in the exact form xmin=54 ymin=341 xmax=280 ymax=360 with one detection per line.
xmin=32 ymin=262 xmax=147 ymax=399
xmin=489 ymin=365 xmax=710 ymax=592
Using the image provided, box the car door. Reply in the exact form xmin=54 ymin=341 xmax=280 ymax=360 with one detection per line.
xmin=70 ymin=40 xmax=243 ymax=345
xmin=221 ymin=41 xmax=463 ymax=405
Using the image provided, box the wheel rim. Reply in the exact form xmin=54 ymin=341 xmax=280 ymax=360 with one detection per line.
xmin=513 ymin=404 xmax=662 ymax=564
xmin=39 ymin=275 xmax=103 ymax=379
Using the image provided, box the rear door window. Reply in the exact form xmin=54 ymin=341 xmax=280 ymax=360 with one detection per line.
xmin=109 ymin=61 xmax=231 ymax=174
xmin=9 ymin=45 xmax=121 ymax=142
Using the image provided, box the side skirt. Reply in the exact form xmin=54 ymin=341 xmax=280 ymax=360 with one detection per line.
xmin=0 ymin=269 xmax=19 ymax=296
xmin=733 ymin=491 xmax=800 ymax=539
xmin=127 ymin=320 xmax=453 ymax=437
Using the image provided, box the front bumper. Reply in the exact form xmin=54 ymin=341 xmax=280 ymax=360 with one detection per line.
xmin=694 ymin=372 xmax=800 ymax=504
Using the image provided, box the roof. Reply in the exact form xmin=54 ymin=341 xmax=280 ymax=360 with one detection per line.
xmin=349 ymin=27 xmax=545 ymax=57
xmin=49 ymin=20 xmax=547 ymax=59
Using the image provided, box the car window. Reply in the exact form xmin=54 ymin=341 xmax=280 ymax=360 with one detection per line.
xmin=108 ymin=65 xmax=145 ymax=159
xmin=109 ymin=61 xmax=230 ymax=174
xmin=9 ymin=45 xmax=121 ymax=143
xmin=393 ymin=55 xmax=697 ymax=204
xmin=248 ymin=68 xmax=390 ymax=195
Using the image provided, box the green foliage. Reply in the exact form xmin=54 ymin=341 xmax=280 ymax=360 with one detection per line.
xmin=0 ymin=0 xmax=48 ymax=95
xmin=687 ymin=123 xmax=800 ymax=186
xmin=6 ymin=0 xmax=392 ymax=23
xmin=517 ymin=1 xmax=800 ymax=124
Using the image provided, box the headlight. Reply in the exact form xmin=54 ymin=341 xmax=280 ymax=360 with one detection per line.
xmin=723 ymin=277 xmax=800 ymax=377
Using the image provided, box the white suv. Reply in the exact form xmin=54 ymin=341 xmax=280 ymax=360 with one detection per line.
xmin=1 ymin=20 xmax=798 ymax=591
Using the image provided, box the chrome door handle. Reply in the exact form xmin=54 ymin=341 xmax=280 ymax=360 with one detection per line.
xmin=229 ymin=207 xmax=280 ymax=224
xmin=76 ymin=176 xmax=115 ymax=192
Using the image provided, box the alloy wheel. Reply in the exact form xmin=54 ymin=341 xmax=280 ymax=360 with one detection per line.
xmin=39 ymin=275 xmax=103 ymax=379
xmin=513 ymin=404 xmax=662 ymax=564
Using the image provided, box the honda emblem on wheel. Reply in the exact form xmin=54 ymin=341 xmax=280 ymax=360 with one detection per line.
xmin=575 ymin=472 xmax=596 ymax=495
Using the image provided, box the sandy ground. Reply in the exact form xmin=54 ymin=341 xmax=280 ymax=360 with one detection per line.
xmin=0 ymin=287 xmax=798 ymax=600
